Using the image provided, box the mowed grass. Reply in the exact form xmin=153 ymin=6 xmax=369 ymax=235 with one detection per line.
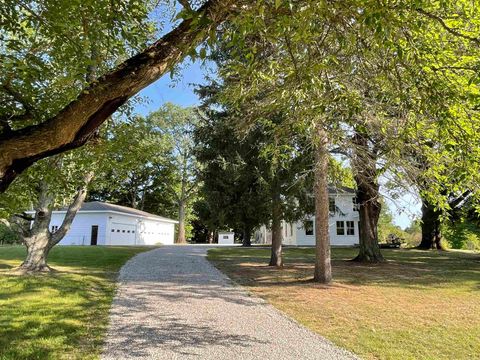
xmin=0 ymin=245 xmax=151 ymax=360
xmin=208 ymin=247 xmax=480 ymax=360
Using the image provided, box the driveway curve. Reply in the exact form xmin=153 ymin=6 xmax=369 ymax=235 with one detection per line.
xmin=102 ymin=245 xmax=358 ymax=360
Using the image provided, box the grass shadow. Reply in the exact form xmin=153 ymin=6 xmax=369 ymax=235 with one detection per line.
xmin=208 ymin=247 xmax=480 ymax=291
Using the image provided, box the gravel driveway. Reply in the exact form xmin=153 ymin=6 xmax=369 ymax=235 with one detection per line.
xmin=102 ymin=245 xmax=358 ymax=360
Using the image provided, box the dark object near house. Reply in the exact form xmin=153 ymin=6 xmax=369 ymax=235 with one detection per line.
xmin=380 ymin=234 xmax=403 ymax=248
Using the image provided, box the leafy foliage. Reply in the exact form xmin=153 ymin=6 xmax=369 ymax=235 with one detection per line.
xmin=443 ymin=220 xmax=480 ymax=251
xmin=0 ymin=0 xmax=158 ymax=132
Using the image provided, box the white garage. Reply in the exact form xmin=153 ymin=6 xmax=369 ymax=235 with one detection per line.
xmin=42 ymin=201 xmax=178 ymax=246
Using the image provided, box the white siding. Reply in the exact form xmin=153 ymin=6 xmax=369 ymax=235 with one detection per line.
xmin=49 ymin=213 xmax=108 ymax=245
xmin=296 ymin=194 xmax=359 ymax=246
xmin=253 ymin=193 xmax=360 ymax=246
xmin=218 ymin=232 xmax=235 ymax=244
xmin=253 ymin=221 xmax=296 ymax=245
xmin=48 ymin=211 xmax=176 ymax=246
xmin=282 ymin=221 xmax=296 ymax=245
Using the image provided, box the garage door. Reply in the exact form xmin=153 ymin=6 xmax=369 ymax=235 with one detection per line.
xmin=110 ymin=223 xmax=136 ymax=245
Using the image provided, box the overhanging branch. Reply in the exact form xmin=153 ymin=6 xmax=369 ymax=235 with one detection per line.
xmin=0 ymin=0 xmax=236 ymax=193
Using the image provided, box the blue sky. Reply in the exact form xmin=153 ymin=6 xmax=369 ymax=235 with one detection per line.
xmin=137 ymin=60 xmax=207 ymax=114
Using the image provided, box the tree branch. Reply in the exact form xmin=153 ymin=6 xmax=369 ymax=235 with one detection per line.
xmin=416 ymin=8 xmax=480 ymax=46
xmin=13 ymin=212 xmax=35 ymax=221
xmin=178 ymin=0 xmax=192 ymax=11
xmin=0 ymin=0 xmax=236 ymax=193
xmin=51 ymin=171 xmax=94 ymax=245
xmin=4 ymin=216 xmax=30 ymax=237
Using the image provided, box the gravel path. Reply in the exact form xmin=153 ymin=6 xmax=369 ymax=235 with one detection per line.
xmin=102 ymin=245 xmax=358 ymax=360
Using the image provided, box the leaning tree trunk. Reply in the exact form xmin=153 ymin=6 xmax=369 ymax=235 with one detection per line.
xmin=17 ymin=172 xmax=93 ymax=273
xmin=313 ymin=123 xmax=332 ymax=283
xmin=242 ymin=226 xmax=252 ymax=247
xmin=176 ymin=201 xmax=187 ymax=244
xmin=351 ymin=130 xmax=384 ymax=262
xmin=418 ymin=198 xmax=444 ymax=250
xmin=269 ymin=189 xmax=283 ymax=267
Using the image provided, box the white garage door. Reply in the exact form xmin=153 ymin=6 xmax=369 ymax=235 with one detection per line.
xmin=110 ymin=223 xmax=136 ymax=245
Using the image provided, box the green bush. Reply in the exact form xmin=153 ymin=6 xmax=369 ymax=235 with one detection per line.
xmin=0 ymin=223 xmax=20 ymax=245
xmin=443 ymin=220 xmax=480 ymax=251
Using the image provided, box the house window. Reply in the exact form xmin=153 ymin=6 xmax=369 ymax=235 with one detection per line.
xmin=336 ymin=221 xmax=345 ymax=235
xmin=122 ymin=230 xmax=125 ymax=233
xmin=329 ymin=198 xmax=336 ymax=212
xmin=290 ymin=224 xmax=293 ymax=236
xmin=304 ymin=220 xmax=314 ymax=235
xmin=51 ymin=225 xmax=58 ymax=233
xmin=223 ymin=235 xmax=229 ymax=239
xmin=346 ymin=221 xmax=355 ymax=235
xmin=117 ymin=229 xmax=120 ymax=232
xmin=353 ymin=197 xmax=360 ymax=211
xmin=132 ymin=231 xmax=135 ymax=234
xmin=111 ymin=229 xmax=115 ymax=232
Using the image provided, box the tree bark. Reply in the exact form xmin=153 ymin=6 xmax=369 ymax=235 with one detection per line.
xmin=418 ymin=198 xmax=444 ymax=250
xmin=242 ymin=226 xmax=252 ymax=247
xmin=18 ymin=179 xmax=54 ymax=272
xmin=354 ymin=187 xmax=384 ymax=262
xmin=269 ymin=189 xmax=283 ymax=267
xmin=176 ymin=201 xmax=187 ymax=243
xmin=351 ymin=130 xmax=384 ymax=262
xmin=313 ymin=123 xmax=332 ymax=283
xmin=17 ymin=172 xmax=93 ymax=273
xmin=0 ymin=0 xmax=236 ymax=193
xmin=20 ymin=233 xmax=52 ymax=272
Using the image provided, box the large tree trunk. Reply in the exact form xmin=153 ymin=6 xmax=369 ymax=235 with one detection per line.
xmin=418 ymin=198 xmax=444 ymax=250
xmin=0 ymin=0 xmax=235 ymax=193
xmin=354 ymin=187 xmax=384 ymax=262
xmin=269 ymin=190 xmax=283 ymax=267
xmin=19 ymin=233 xmax=52 ymax=272
xmin=17 ymin=179 xmax=54 ymax=272
xmin=176 ymin=201 xmax=187 ymax=244
xmin=313 ymin=123 xmax=332 ymax=283
xmin=351 ymin=130 xmax=384 ymax=262
xmin=16 ymin=171 xmax=93 ymax=273
xmin=242 ymin=226 xmax=252 ymax=247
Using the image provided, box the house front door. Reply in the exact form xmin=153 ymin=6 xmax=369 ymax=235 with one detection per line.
xmin=90 ymin=225 xmax=98 ymax=246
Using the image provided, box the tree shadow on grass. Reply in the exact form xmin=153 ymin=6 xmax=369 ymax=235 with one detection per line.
xmin=211 ymin=248 xmax=480 ymax=291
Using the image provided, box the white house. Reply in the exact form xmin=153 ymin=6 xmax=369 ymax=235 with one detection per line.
xmin=30 ymin=201 xmax=178 ymax=246
xmin=254 ymin=187 xmax=360 ymax=246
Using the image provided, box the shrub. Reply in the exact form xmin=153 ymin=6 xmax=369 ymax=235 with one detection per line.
xmin=0 ymin=223 xmax=21 ymax=245
xmin=443 ymin=220 xmax=480 ymax=251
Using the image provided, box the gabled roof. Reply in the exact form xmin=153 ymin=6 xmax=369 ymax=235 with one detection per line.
xmin=54 ymin=201 xmax=178 ymax=223
xmin=328 ymin=186 xmax=356 ymax=195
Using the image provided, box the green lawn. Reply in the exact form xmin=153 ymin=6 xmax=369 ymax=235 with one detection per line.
xmin=208 ymin=247 xmax=480 ymax=360
xmin=0 ymin=245 xmax=151 ymax=360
